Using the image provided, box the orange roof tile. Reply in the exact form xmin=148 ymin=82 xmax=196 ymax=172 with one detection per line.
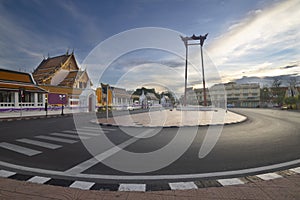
xmin=0 ymin=68 xmax=34 ymax=84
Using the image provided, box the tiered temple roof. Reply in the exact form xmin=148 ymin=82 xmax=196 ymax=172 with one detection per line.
xmin=0 ymin=68 xmax=46 ymax=93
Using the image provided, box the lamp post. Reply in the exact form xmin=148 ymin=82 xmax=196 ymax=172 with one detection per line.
xmin=180 ymin=33 xmax=208 ymax=106
xmin=59 ymin=94 xmax=65 ymax=116
xmin=45 ymin=96 xmax=48 ymax=117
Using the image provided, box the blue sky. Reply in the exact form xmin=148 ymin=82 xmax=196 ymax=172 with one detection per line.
xmin=0 ymin=0 xmax=299 ymax=93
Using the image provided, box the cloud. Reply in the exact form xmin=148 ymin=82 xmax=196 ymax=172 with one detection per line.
xmin=206 ymin=0 xmax=300 ymax=82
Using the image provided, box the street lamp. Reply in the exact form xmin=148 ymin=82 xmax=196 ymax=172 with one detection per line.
xmin=59 ymin=94 xmax=65 ymax=116
xmin=45 ymin=96 xmax=48 ymax=117
xmin=180 ymin=33 xmax=208 ymax=106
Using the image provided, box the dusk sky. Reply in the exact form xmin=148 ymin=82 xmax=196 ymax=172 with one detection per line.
xmin=0 ymin=0 xmax=299 ymax=93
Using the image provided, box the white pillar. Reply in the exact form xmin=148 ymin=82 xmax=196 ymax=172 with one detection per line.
xmin=14 ymin=92 xmax=19 ymax=107
xmin=34 ymin=93 xmax=38 ymax=107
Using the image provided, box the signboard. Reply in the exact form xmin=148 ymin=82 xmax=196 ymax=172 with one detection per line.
xmin=48 ymin=93 xmax=68 ymax=104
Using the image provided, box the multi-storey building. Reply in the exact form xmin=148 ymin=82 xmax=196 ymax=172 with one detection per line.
xmin=186 ymin=82 xmax=260 ymax=108
xmin=224 ymin=82 xmax=260 ymax=108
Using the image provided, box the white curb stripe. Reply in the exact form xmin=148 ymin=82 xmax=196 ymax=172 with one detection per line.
xmin=290 ymin=167 xmax=300 ymax=174
xmin=27 ymin=176 xmax=51 ymax=184
xmin=169 ymin=182 xmax=198 ymax=190
xmin=16 ymin=138 xmax=62 ymax=149
xmin=69 ymin=181 xmax=95 ymax=190
xmin=118 ymin=183 xmax=146 ymax=192
xmin=257 ymin=173 xmax=283 ymax=180
xmin=35 ymin=135 xmax=77 ymax=144
xmin=0 ymin=170 xmax=16 ymax=178
xmin=217 ymin=178 xmax=245 ymax=186
xmin=0 ymin=142 xmax=42 ymax=156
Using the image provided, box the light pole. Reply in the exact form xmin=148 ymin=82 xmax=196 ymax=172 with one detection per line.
xmin=180 ymin=33 xmax=208 ymax=106
xmin=59 ymin=94 xmax=65 ymax=116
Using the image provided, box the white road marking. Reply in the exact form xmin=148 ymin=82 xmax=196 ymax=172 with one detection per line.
xmin=51 ymin=133 xmax=90 ymax=140
xmin=69 ymin=181 xmax=95 ymax=190
xmin=0 ymin=159 xmax=299 ymax=181
xmin=27 ymin=176 xmax=51 ymax=184
xmin=118 ymin=183 xmax=146 ymax=192
xmin=217 ymin=178 xmax=245 ymax=186
xmin=16 ymin=138 xmax=62 ymax=149
xmin=76 ymin=128 xmax=102 ymax=134
xmin=82 ymin=126 xmax=116 ymax=132
xmin=257 ymin=173 xmax=283 ymax=180
xmin=290 ymin=167 xmax=300 ymax=174
xmin=63 ymin=130 xmax=101 ymax=136
xmin=64 ymin=129 xmax=155 ymax=175
xmin=0 ymin=170 xmax=16 ymax=177
xmin=0 ymin=142 xmax=42 ymax=156
xmin=169 ymin=182 xmax=198 ymax=190
xmin=35 ymin=135 xmax=77 ymax=144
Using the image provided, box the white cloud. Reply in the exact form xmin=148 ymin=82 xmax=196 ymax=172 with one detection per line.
xmin=207 ymin=0 xmax=300 ymax=82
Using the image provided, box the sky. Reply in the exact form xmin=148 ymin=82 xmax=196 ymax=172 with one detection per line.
xmin=0 ymin=0 xmax=299 ymax=94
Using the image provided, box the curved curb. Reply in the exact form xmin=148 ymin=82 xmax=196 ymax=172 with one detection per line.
xmin=91 ymin=116 xmax=248 ymax=128
xmin=0 ymin=166 xmax=299 ymax=192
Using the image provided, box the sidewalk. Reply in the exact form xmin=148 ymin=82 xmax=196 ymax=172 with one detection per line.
xmin=0 ymin=108 xmax=79 ymax=121
xmin=0 ymin=173 xmax=299 ymax=200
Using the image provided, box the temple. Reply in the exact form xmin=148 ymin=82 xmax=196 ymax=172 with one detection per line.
xmin=32 ymin=51 xmax=95 ymax=111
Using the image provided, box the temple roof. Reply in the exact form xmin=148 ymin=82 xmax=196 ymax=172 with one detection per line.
xmin=0 ymin=68 xmax=34 ymax=84
xmin=58 ymin=71 xmax=84 ymax=87
xmin=33 ymin=53 xmax=78 ymax=84
xmin=0 ymin=68 xmax=46 ymax=93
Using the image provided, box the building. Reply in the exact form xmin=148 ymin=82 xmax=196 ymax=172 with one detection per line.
xmin=0 ymin=68 xmax=47 ymax=111
xmin=224 ymin=82 xmax=260 ymax=108
xmin=111 ymin=87 xmax=132 ymax=110
xmin=32 ymin=52 xmax=96 ymax=111
xmin=186 ymin=82 xmax=260 ymax=108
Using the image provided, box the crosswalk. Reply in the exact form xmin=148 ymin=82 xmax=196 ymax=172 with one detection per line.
xmin=0 ymin=126 xmax=115 ymax=157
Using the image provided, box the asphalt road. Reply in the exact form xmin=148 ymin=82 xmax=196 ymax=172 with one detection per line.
xmin=0 ymin=108 xmax=299 ymax=183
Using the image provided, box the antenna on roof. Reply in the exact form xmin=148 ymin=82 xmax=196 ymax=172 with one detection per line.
xmin=47 ymin=53 xmax=50 ymax=59
xmin=71 ymin=48 xmax=74 ymax=54
xmin=66 ymin=48 xmax=69 ymax=55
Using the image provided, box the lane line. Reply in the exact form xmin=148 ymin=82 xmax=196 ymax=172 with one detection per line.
xmin=16 ymin=138 xmax=62 ymax=149
xmin=256 ymin=172 xmax=283 ymax=180
xmin=118 ymin=183 xmax=146 ymax=192
xmin=64 ymin=129 xmax=155 ymax=175
xmin=0 ymin=159 xmax=299 ymax=181
xmin=0 ymin=142 xmax=42 ymax=156
xmin=69 ymin=181 xmax=95 ymax=190
xmin=0 ymin=170 xmax=16 ymax=178
xmin=35 ymin=136 xmax=77 ymax=144
xmin=27 ymin=176 xmax=51 ymax=184
xmin=169 ymin=182 xmax=198 ymax=190
xmin=217 ymin=178 xmax=245 ymax=186
xmin=51 ymin=133 xmax=90 ymax=140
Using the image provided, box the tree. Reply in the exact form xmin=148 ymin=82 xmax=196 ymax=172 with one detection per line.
xmin=271 ymin=78 xmax=285 ymax=106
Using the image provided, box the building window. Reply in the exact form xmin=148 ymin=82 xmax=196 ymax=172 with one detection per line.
xmin=0 ymin=91 xmax=14 ymax=102
xmin=38 ymin=93 xmax=43 ymax=103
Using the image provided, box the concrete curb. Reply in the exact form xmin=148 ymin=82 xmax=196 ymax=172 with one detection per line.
xmin=92 ymin=115 xmax=248 ymax=128
xmin=0 ymin=167 xmax=299 ymax=192
xmin=0 ymin=113 xmax=73 ymax=122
